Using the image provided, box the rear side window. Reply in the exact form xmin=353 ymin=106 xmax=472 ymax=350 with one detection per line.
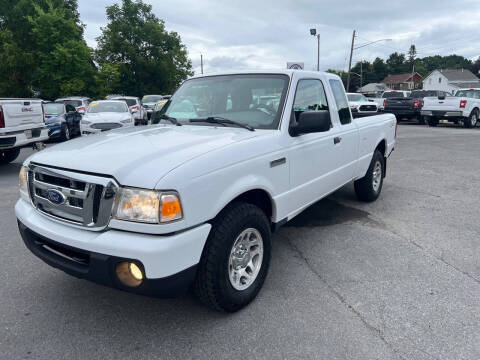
xmin=329 ymin=79 xmax=351 ymax=125
xmin=293 ymin=79 xmax=328 ymax=113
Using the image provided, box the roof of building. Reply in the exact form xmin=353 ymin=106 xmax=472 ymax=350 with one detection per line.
xmin=357 ymin=83 xmax=390 ymax=93
xmin=381 ymin=73 xmax=422 ymax=84
xmin=454 ymin=81 xmax=480 ymax=89
xmin=434 ymin=69 xmax=479 ymax=82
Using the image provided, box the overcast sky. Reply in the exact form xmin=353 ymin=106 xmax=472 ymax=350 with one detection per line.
xmin=79 ymin=0 xmax=480 ymax=75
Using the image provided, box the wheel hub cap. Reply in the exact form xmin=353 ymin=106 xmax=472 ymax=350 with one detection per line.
xmin=228 ymin=228 xmax=264 ymax=291
xmin=372 ymin=160 xmax=382 ymax=192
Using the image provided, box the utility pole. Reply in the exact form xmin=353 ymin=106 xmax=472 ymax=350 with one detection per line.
xmin=200 ymin=54 xmax=204 ymax=75
xmin=346 ymin=30 xmax=356 ymax=92
xmin=360 ymin=61 xmax=363 ymax=89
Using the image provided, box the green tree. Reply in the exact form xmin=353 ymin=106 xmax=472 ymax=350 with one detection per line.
xmin=372 ymin=57 xmax=388 ymax=82
xmin=386 ymin=52 xmax=407 ymax=74
xmin=0 ymin=0 xmax=97 ymax=99
xmin=95 ymin=0 xmax=192 ymax=96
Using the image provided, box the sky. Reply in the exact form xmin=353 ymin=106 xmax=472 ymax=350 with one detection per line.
xmin=78 ymin=0 xmax=480 ymax=75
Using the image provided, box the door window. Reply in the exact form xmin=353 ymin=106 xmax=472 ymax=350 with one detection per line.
xmin=292 ymin=79 xmax=329 ymax=127
xmin=329 ymin=79 xmax=351 ymax=125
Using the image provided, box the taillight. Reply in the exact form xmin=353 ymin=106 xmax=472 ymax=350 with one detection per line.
xmin=460 ymin=100 xmax=467 ymax=109
xmin=0 ymin=105 xmax=4 ymax=128
xmin=77 ymin=106 xmax=86 ymax=112
xmin=421 ymin=100 xmax=424 ymax=108
xmin=383 ymin=99 xmax=386 ymax=108
xmin=413 ymin=100 xmax=420 ymax=108
xmin=131 ymin=105 xmax=140 ymax=110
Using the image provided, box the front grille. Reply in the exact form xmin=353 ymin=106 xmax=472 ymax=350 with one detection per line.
xmin=0 ymin=137 xmax=16 ymax=148
xmin=359 ymin=105 xmax=377 ymax=112
xmin=28 ymin=164 xmax=118 ymax=230
xmin=91 ymin=123 xmax=122 ymax=131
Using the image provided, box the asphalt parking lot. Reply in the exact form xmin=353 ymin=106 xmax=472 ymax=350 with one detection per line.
xmin=1 ymin=123 xmax=479 ymax=360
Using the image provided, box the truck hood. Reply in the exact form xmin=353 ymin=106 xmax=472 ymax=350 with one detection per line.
xmin=83 ymin=112 xmax=131 ymax=123
xmin=28 ymin=125 xmax=260 ymax=188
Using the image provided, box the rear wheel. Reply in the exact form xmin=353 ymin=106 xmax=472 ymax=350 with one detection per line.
xmin=427 ymin=116 xmax=438 ymax=127
xmin=354 ymin=150 xmax=384 ymax=202
xmin=0 ymin=148 xmax=21 ymax=165
xmin=463 ymin=110 xmax=478 ymax=128
xmin=194 ymin=202 xmax=271 ymax=312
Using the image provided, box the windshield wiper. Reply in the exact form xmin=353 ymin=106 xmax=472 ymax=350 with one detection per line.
xmin=189 ymin=117 xmax=255 ymax=131
xmin=159 ymin=114 xmax=182 ymax=126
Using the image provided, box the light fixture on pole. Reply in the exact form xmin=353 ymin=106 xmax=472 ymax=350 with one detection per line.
xmin=310 ymin=28 xmax=320 ymax=71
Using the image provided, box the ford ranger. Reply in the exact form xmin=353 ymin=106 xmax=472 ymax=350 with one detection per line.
xmin=16 ymin=71 xmax=396 ymax=312
xmin=0 ymin=99 xmax=49 ymax=165
xmin=421 ymin=89 xmax=480 ymax=128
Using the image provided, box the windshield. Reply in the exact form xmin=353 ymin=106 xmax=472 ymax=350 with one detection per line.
xmin=87 ymin=101 xmax=128 ymax=113
xmin=62 ymin=100 xmax=82 ymax=107
xmin=410 ymin=91 xmax=438 ymax=98
xmin=44 ymin=103 xmax=65 ymax=115
xmin=382 ymin=91 xmax=405 ymax=98
xmin=455 ymin=90 xmax=480 ymax=98
xmin=347 ymin=94 xmax=367 ymax=102
xmin=143 ymin=95 xmax=163 ymax=103
xmin=161 ymin=74 xmax=289 ymax=129
xmin=115 ymin=98 xmax=137 ymax=106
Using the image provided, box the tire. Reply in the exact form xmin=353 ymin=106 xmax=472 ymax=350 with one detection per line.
xmin=0 ymin=148 xmax=21 ymax=165
xmin=427 ymin=116 xmax=438 ymax=127
xmin=463 ymin=110 xmax=478 ymax=129
xmin=63 ymin=125 xmax=70 ymax=141
xmin=354 ymin=150 xmax=385 ymax=202
xmin=194 ymin=202 xmax=271 ymax=312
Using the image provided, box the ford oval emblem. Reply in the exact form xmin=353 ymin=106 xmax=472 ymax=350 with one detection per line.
xmin=45 ymin=189 xmax=66 ymax=205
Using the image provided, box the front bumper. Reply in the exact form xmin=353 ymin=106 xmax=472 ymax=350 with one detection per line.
xmin=15 ymin=199 xmax=211 ymax=297
xmin=46 ymin=124 xmax=64 ymax=138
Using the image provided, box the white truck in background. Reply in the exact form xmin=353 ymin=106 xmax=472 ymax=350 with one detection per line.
xmin=0 ymin=99 xmax=49 ymax=165
xmin=421 ymin=89 xmax=480 ymax=128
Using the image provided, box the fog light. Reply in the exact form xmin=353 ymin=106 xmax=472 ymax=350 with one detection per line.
xmin=115 ymin=261 xmax=144 ymax=287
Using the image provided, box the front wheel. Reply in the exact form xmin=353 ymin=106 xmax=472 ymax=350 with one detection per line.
xmin=464 ymin=110 xmax=478 ymax=128
xmin=0 ymin=148 xmax=21 ymax=165
xmin=194 ymin=202 xmax=271 ymax=312
xmin=354 ymin=150 xmax=384 ymax=202
xmin=63 ymin=125 xmax=70 ymax=141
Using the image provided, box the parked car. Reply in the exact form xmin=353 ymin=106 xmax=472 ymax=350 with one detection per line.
xmin=421 ymin=88 xmax=480 ymax=128
xmin=347 ymin=93 xmax=378 ymax=117
xmin=55 ymin=97 xmax=92 ymax=114
xmin=362 ymin=92 xmax=385 ymax=111
xmin=142 ymin=95 xmax=164 ymax=119
xmin=384 ymin=90 xmax=451 ymax=124
xmin=16 ymin=70 xmax=396 ymax=312
xmin=80 ymin=100 xmax=135 ymax=134
xmin=0 ymin=98 xmax=49 ymax=165
xmin=44 ymin=102 xmax=82 ymax=141
xmin=111 ymin=96 xmax=148 ymax=125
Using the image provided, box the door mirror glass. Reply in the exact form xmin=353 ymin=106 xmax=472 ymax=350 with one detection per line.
xmin=290 ymin=110 xmax=331 ymax=136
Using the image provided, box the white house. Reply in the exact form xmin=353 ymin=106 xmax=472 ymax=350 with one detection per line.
xmin=423 ymin=69 xmax=480 ymax=93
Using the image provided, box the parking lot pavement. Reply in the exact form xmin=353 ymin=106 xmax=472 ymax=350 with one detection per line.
xmin=1 ymin=124 xmax=480 ymax=360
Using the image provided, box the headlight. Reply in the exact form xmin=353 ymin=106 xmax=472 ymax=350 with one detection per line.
xmin=120 ymin=119 xmax=132 ymax=124
xmin=81 ymin=120 xmax=91 ymax=125
xmin=112 ymin=188 xmax=183 ymax=223
xmin=19 ymin=165 xmax=29 ymax=197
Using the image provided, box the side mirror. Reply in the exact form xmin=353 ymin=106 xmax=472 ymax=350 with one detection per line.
xmin=290 ymin=110 xmax=331 ymax=136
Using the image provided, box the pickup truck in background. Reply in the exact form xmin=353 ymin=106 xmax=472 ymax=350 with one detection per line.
xmin=16 ymin=70 xmax=396 ymax=312
xmin=421 ymin=89 xmax=480 ymax=128
xmin=0 ymin=99 xmax=48 ymax=165
xmin=347 ymin=93 xmax=378 ymax=117
xmin=384 ymin=90 xmax=451 ymax=124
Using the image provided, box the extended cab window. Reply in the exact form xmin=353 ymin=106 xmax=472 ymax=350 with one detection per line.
xmin=329 ymin=79 xmax=351 ymax=125
xmin=293 ymin=79 xmax=328 ymax=112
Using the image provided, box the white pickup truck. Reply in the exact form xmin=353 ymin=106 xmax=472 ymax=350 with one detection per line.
xmin=16 ymin=71 xmax=396 ymax=312
xmin=421 ymin=89 xmax=480 ymax=128
xmin=0 ymin=99 xmax=49 ymax=165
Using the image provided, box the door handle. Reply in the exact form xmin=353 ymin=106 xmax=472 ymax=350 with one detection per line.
xmin=334 ymin=136 xmax=342 ymax=145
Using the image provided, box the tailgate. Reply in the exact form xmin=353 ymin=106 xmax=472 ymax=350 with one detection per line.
xmin=385 ymin=97 xmax=413 ymax=110
xmin=1 ymin=100 xmax=44 ymax=129
xmin=422 ymin=97 xmax=459 ymax=111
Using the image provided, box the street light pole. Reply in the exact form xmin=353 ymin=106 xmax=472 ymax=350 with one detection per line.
xmin=310 ymin=28 xmax=320 ymax=71
xmin=200 ymin=53 xmax=204 ymax=75
xmin=346 ymin=30 xmax=356 ymax=92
